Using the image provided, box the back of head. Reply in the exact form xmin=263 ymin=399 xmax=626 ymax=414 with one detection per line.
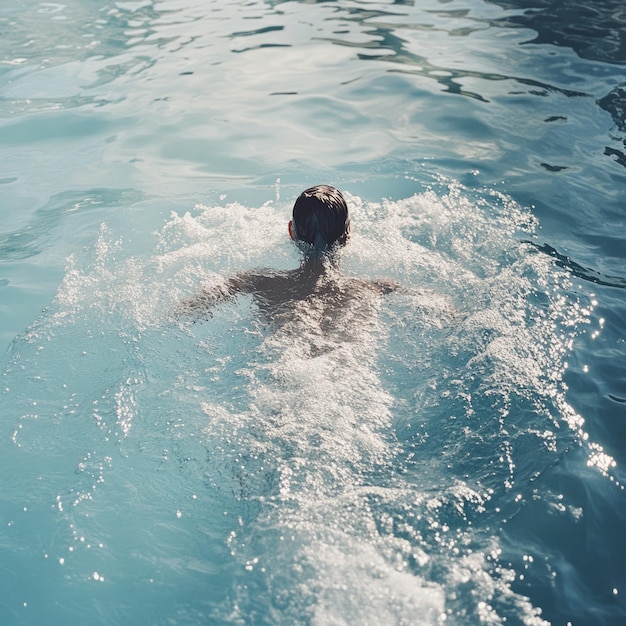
xmin=291 ymin=185 xmax=350 ymax=256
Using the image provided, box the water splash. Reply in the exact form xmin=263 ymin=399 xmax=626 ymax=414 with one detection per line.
xmin=1 ymin=182 xmax=609 ymax=624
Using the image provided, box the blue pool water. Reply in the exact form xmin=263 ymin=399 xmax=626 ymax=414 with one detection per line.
xmin=1 ymin=1 xmax=625 ymax=624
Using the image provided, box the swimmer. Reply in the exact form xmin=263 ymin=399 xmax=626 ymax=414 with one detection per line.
xmin=177 ymin=184 xmax=397 ymax=328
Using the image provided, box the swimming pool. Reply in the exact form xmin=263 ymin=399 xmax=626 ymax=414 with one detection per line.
xmin=1 ymin=1 xmax=625 ymax=624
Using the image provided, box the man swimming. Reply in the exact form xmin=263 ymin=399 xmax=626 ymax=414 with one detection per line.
xmin=177 ymin=184 xmax=396 ymax=330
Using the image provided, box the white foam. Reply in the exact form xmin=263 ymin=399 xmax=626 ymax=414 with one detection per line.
xmin=32 ymin=184 xmax=600 ymax=624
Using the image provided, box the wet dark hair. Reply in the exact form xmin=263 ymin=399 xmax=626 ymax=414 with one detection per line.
xmin=291 ymin=185 xmax=350 ymax=255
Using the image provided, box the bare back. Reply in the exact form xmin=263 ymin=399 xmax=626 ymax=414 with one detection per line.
xmin=179 ymin=260 xmax=397 ymax=344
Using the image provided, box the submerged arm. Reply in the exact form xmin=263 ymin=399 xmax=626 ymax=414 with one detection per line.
xmin=174 ymin=273 xmax=254 ymax=320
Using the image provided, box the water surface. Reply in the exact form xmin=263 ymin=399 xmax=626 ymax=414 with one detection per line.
xmin=1 ymin=1 xmax=625 ymax=624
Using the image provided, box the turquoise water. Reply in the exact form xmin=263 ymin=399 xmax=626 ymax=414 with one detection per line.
xmin=1 ymin=0 xmax=625 ymax=624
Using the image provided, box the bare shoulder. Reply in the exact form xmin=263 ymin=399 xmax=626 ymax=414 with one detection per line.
xmin=174 ymin=268 xmax=290 ymax=319
xmin=175 ymin=274 xmax=244 ymax=319
xmin=369 ymin=278 xmax=400 ymax=295
xmin=230 ymin=268 xmax=292 ymax=293
xmin=175 ymin=266 xmax=399 ymax=322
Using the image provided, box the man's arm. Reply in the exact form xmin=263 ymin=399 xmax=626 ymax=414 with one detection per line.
xmin=174 ymin=273 xmax=254 ymax=319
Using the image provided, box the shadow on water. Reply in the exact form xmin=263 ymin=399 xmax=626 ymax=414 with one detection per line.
xmin=485 ymin=0 xmax=626 ymax=65
xmin=598 ymin=84 xmax=626 ymax=167
xmin=485 ymin=0 xmax=626 ymax=169
xmin=269 ymin=0 xmax=589 ymax=102
xmin=525 ymin=241 xmax=626 ymax=290
xmin=270 ymin=0 xmax=626 ymax=173
xmin=599 ymin=86 xmax=626 ymax=133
